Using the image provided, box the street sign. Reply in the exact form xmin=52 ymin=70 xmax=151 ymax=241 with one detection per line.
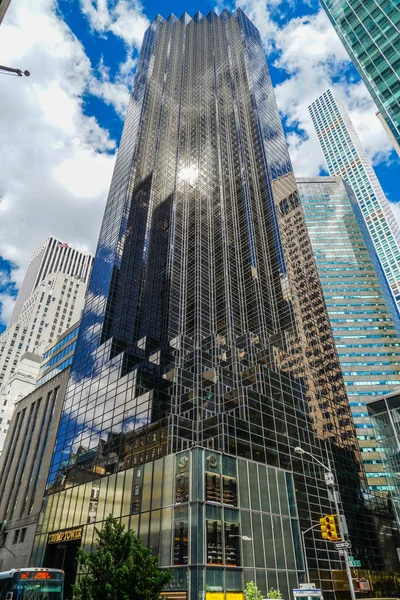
xmin=349 ymin=559 xmax=361 ymax=567
xmin=293 ymin=589 xmax=323 ymax=600
xmin=335 ymin=540 xmax=351 ymax=550
xmin=293 ymin=590 xmax=322 ymax=595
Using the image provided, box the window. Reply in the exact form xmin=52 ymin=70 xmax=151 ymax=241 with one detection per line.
xmin=225 ymin=523 xmax=240 ymax=566
xmin=175 ymin=473 xmax=189 ymax=504
xmin=19 ymin=528 xmax=26 ymax=544
xmin=90 ymin=486 xmax=99 ymax=501
xmin=12 ymin=530 xmax=20 ymax=544
xmin=206 ymin=520 xmax=222 ymax=565
xmin=206 ymin=473 xmax=221 ymax=503
xmin=174 ymin=509 xmax=188 ymax=565
xmin=222 ymin=476 xmax=237 ymax=506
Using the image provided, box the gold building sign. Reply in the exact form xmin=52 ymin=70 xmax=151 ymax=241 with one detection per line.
xmin=48 ymin=527 xmax=83 ymax=544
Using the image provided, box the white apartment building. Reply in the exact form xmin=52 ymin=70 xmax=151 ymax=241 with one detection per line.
xmin=0 ymin=240 xmax=93 ymax=452
xmin=0 ymin=353 xmax=42 ymax=451
xmin=10 ymin=237 xmax=92 ymax=325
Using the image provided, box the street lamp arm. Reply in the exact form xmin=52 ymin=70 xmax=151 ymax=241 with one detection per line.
xmin=294 ymin=447 xmax=331 ymax=472
xmin=0 ymin=64 xmax=30 ymax=77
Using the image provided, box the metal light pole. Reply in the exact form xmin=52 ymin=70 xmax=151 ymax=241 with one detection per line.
xmin=301 ymin=522 xmax=321 ymax=584
xmin=295 ymin=446 xmax=357 ymax=600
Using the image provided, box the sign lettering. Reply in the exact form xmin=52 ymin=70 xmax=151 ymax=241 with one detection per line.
xmin=48 ymin=527 xmax=83 ymax=544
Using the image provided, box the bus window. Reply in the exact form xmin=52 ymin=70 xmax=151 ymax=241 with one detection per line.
xmin=0 ymin=569 xmax=63 ymax=600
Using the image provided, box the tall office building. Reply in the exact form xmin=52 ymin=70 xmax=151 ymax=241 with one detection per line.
xmin=0 ymin=240 xmax=92 ymax=453
xmin=319 ymin=0 xmax=400 ymax=156
xmin=309 ymin=89 xmax=400 ymax=330
xmin=0 ymin=0 xmax=12 ymax=25
xmin=0 ymin=322 xmax=80 ymax=572
xmin=10 ymin=237 xmax=92 ymax=325
xmin=297 ymin=176 xmax=400 ymax=493
xmin=33 ymin=11 xmax=393 ymax=599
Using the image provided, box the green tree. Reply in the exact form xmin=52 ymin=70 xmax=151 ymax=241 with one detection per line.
xmin=244 ymin=581 xmax=264 ymax=600
xmin=73 ymin=515 xmax=172 ymax=600
xmin=267 ymin=588 xmax=283 ymax=599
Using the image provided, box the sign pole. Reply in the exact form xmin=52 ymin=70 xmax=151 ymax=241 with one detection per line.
xmin=327 ymin=460 xmax=357 ymax=600
xmin=343 ymin=549 xmax=357 ymax=600
xmin=301 ymin=529 xmax=310 ymax=584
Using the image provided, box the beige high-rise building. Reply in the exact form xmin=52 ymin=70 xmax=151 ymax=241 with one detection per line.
xmin=0 ymin=0 xmax=12 ymax=25
xmin=0 ymin=239 xmax=92 ymax=453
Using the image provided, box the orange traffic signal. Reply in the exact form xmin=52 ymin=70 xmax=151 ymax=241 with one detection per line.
xmin=319 ymin=514 xmax=342 ymax=541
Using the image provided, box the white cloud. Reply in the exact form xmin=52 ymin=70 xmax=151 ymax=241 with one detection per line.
xmin=0 ymin=294 xmax=16 ymax=327
xmin=88 ymin=55 xmax=134 ymax=117
xmin=268 ymin=8 xmax=396 ymax=183
xmin=80 ymin=0 xmax=149 ymax=49
xmin=235 ymin=0 xmax=279 ymax=50
xmin=0 ymin=0 xmax=116 ymax=318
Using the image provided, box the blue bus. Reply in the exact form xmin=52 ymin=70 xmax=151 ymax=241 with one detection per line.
xmin=0 ymin=568 xmax=64 ymax=600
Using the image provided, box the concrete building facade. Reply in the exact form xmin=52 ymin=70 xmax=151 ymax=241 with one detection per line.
xmin=0 ymin=0 xmax=12 ymax=25
xmin=10 ymin=237 xmax=92 ymax=326
xmin=0 ymin=353 xmax=42 ymax=451
xmin=0 ymin=368 xmax=69 ymax=571
xmin=0 ymin=271 xmax=87 ymax=453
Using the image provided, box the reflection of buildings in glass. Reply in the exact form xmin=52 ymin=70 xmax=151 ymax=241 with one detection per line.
xmin=297 ymin=176 xmax=400 ymax=494
xmin=320 ymin=0 xmax=400 ymax=156
xmin=368 ymin=392 xmax=400 ymax=526
xmin=33 ymin=10 xmax=400 ymax=600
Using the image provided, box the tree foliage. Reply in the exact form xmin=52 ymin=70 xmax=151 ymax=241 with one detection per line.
xmin=244 ymin=581 xmax=264 ymax=600
xmin=73 ymin=515 xmax=172 ymax=600
xmin=268 ymin=588 xmax=283 ymax=599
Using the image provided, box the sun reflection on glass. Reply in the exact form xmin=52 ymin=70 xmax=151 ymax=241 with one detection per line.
xmin=178 ymin=165 xmax=199 ymax=186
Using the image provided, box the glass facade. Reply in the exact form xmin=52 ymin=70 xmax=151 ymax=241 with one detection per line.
xmin=33 ymin=449 xmax=304 ymax=599
xmin=297 ymin=176 xmax=400 ymax=492
xmin=309 ymin=89 xmax=400 ymax=331
xmin=33 ymin=10 xmax=397 ymax=599
xmin=36 ymin=323 xmax=80 ymax=387
xmin=368 ymin=393 xmax=400 ymax=526
xmin=320 ymin=0 xmax=400 ymax=154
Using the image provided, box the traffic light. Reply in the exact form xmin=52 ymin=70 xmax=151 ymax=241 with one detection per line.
xmin=319 ymin=514 xmax=341 ymax=541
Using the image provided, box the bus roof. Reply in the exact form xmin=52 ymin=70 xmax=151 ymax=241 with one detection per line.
xmin=0 ymin=568 xmax=64 ymax=580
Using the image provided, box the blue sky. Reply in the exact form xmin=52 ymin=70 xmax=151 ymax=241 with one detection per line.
xmin=0 ymin=0 xmax=399 ymax=334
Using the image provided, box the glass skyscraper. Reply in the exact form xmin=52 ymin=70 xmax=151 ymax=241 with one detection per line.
xmin=297 ymin=176 xmax=400 ymax=493
xmin=319 ymin=0 xmax=400 ymax=155
xmin=368 ymin=391 xmax=400 ymax=527
xmin=309 ymin=89 xmax=400 ymax=332
xmin=30 ymin=11 xmax=395 ymax=599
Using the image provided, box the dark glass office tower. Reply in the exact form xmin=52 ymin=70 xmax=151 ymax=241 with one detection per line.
xmin=31 ymin=10 xmax=393 ymax=600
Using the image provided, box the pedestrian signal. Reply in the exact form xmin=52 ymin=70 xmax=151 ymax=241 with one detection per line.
xmin=319 ymin=514 xmax=341 ymax=541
